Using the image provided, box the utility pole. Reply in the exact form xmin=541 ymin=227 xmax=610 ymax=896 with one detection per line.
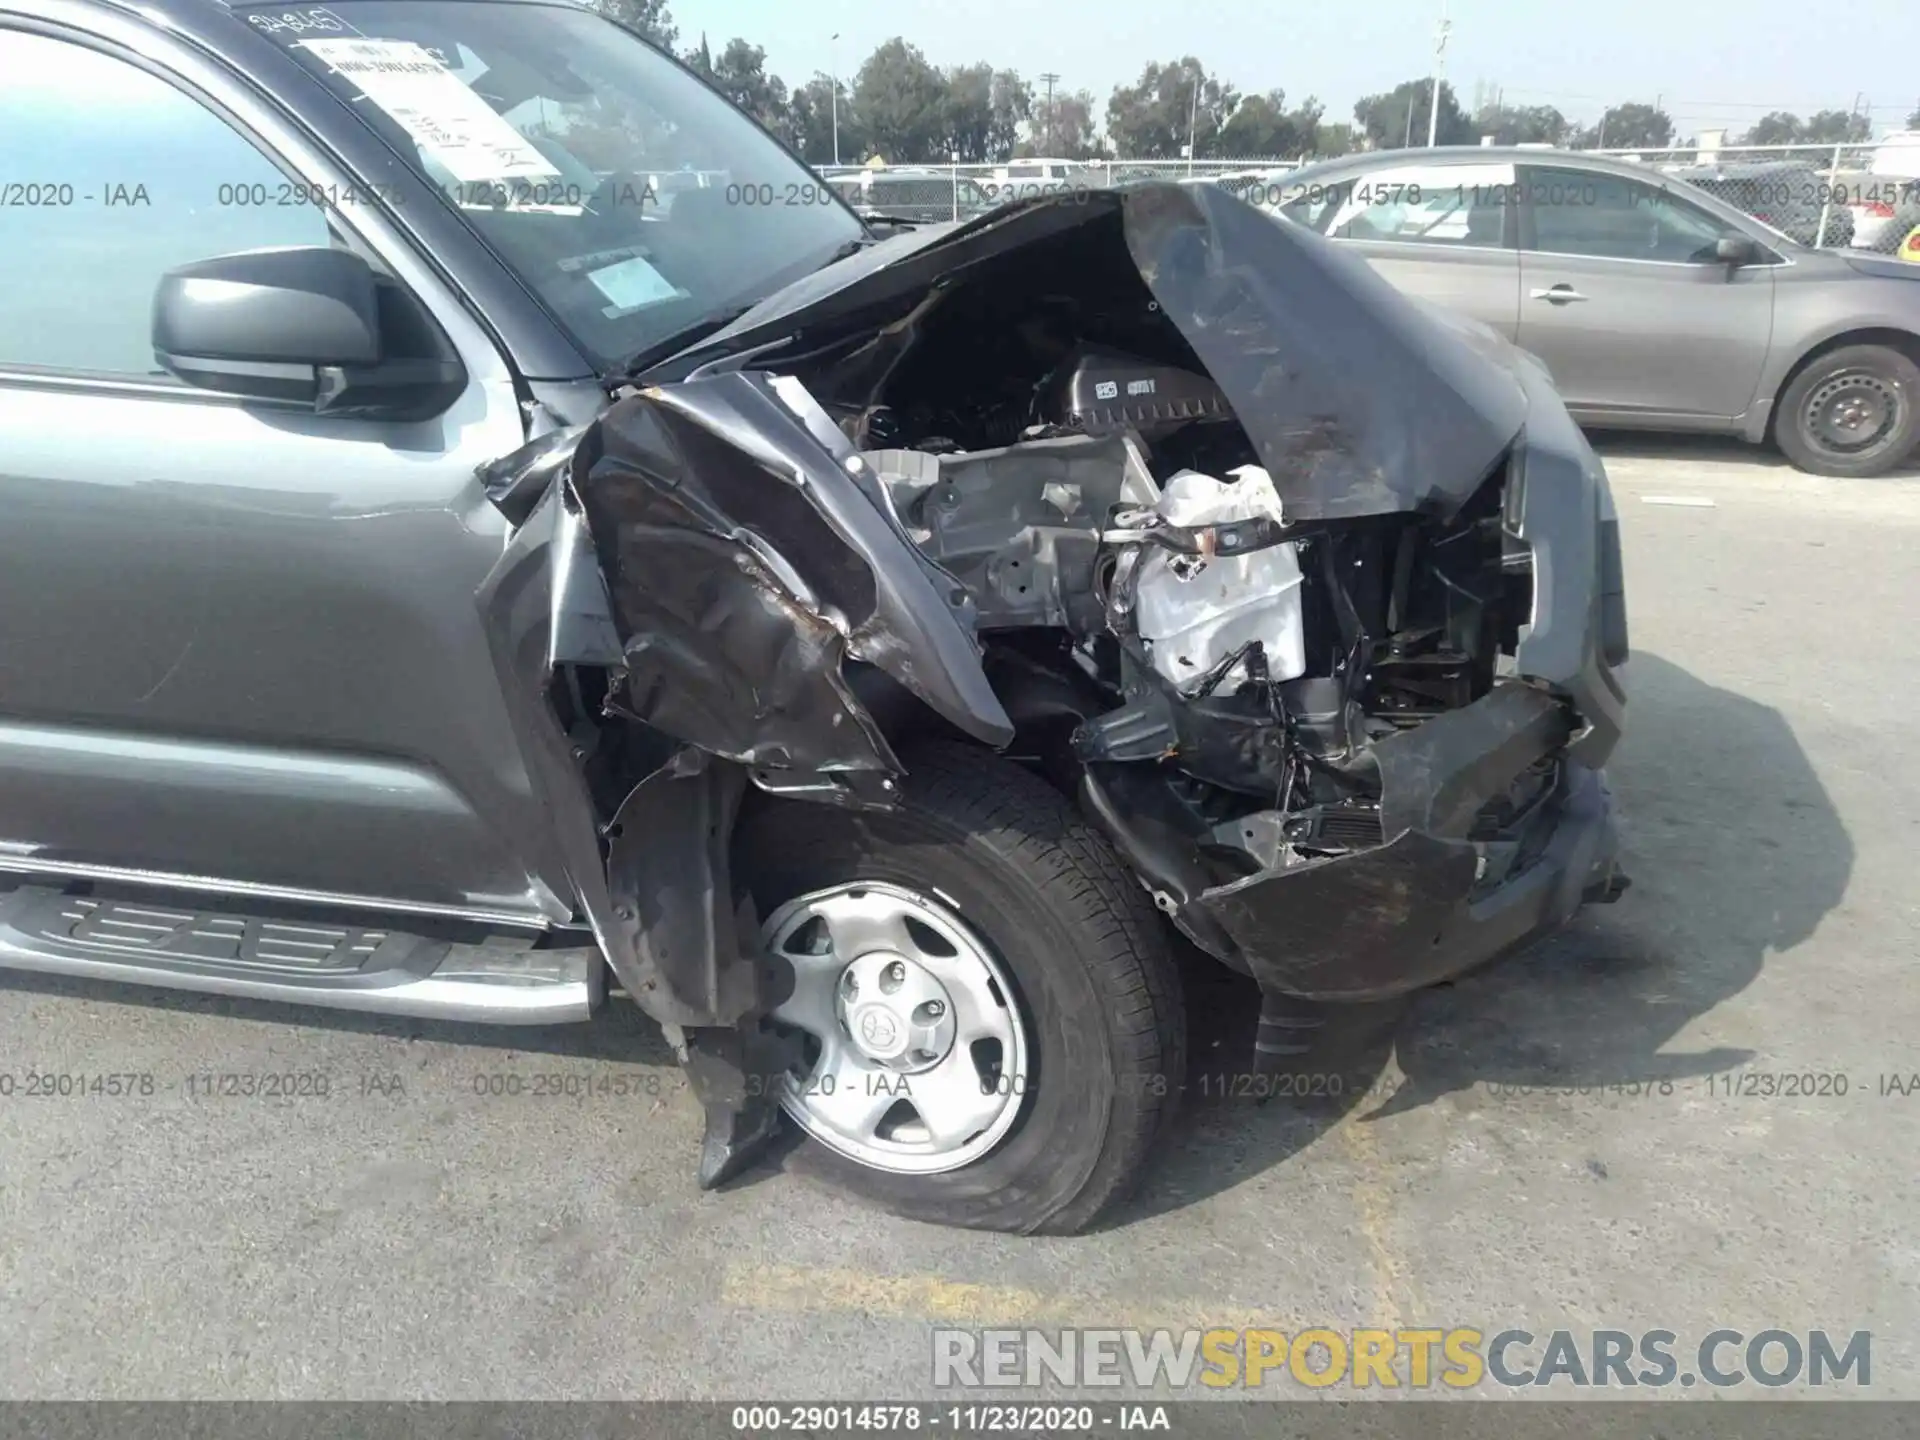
xmin=829 ymin=32 xmax=841 ymax=166
xmin=1039 ymin=71 xmax=1061 ymax=157
xmin=1426 ymin=1 xmax=1452 ymax=146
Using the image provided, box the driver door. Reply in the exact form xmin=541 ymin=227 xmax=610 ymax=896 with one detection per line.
xmin=0 ymin=22 xmax=565 ymax=923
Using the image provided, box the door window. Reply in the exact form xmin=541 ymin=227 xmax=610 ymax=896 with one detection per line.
xmin=1311 ymin=164 xmax=1513 ymax=248
xmin=1524 ymin=165 xmax=1745 ymax=263
xmin=0 ymin=31 xmax=331 ymax=376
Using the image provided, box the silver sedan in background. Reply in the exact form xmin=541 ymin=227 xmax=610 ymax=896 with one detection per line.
xmin=1258 ymin=147 xmax=1920 ymax=477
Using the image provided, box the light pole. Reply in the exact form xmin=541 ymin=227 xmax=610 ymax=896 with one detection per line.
xmin=1187 ymin=63 xmax=1200 ymax=175
xmin=830 ymin=32 xmax=841 ymax=166
xmin=1426 ymin=2 xmax=1451 ymax=147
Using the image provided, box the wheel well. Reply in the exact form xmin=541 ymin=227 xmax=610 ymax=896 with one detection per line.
xmin=1768 ymin=328 xmax=1920 ymax=442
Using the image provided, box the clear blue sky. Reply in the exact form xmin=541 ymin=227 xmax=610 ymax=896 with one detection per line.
xmin=675 ymin=0 xmax=1920 ymax=139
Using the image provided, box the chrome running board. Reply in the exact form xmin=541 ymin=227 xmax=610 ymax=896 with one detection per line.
xmin=0 ymin=884 xmax=596 ymax=1024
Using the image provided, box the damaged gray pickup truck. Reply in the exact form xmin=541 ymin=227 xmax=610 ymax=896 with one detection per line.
xmin=0 ymin=0 xmax=1625 ymax=1233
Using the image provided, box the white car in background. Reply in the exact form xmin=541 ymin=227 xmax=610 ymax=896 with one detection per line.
xmin=986 ymin=158 xmax=1098 ymax=201
xmin=1849 ymin=131 xmax=1920 ymax=253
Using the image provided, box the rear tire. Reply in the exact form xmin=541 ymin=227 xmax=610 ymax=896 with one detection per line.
xmin=1775 ymin=343 xmax=1920 ymax=477
xmin=735 ymin=742 xmax=1185 ymax=1234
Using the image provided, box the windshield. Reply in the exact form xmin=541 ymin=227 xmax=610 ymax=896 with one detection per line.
xmin=246 ymin=0 xmax=864 ymax=370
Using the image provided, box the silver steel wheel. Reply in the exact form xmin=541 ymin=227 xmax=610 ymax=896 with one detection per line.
xmin=1803 ymin=369 xmax=1906 ymax=458
xmin=763 ymin=882 xmax=1031 ymax=1175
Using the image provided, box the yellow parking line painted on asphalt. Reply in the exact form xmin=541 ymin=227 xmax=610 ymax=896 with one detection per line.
xmin=1338 ymin=1116 xmax=1421 ymax=1334
xmin=722 ymin=1262 xmax=1286 ymax=1333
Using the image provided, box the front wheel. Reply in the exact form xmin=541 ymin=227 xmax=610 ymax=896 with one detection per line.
xmin=1776 ymin=344 xmax=1920 ymax=477
xmin=734 ymin=743 xmax=1185 ymax=1234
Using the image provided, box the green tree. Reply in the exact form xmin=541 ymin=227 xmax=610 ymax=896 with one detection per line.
xmin=1910 ymin=106 xmax=1920 ymax=128
xmin=594 ymin=0 xmax=676 ymax=48
xmin=1741 ymin=111 xmax=1804 ymax=145
xmin=1311 ymin=120 xmax=1359 ymax=156
xmin=1473 ymin=103 xmax=1568 ymax=145
xmin=1106 ymin=59 xmax=1239 ymax=159
xmin=683 ymin=32 xmax=713 ymax=76
xmin=988 ymin=69 xmax=1033 ymax=160
xmin=1580 ymin=102 xmax=1675 ymax=149
xmin=785 ymin=76 xmax=857 ymax=165
xmin=708 ymin=39 xmax=790 ymax=135
xmin=1021 ymin=88 xmax=1103 ymax=159
xmin=940 ymin=64 xmax=1031 ymax=161
xmin=1353 ymin=79 xmax=1473 ymax=148
xmin=1802 ymin=108 xmax=1872 ymax=144
xmin=852 ymin=38 xmax=950 ymax=163
xmin=1217 ymin=90 xmax=1323 ymax=158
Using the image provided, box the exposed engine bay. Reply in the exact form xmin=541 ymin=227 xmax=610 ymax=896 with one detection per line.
xmin=483 ymin=183 xmax=1628 ymax=1180
xmin=723 ymin=203 xmax=1569 ymax=972
xmin=853 ymin=349 xmax=1537 ymax=864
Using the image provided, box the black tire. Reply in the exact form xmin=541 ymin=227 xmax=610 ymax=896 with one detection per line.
xmin=734 ymin=742 xmax=1185 ymax=1235
xmin=1775 ymin=343 xmax=1920 ymax=477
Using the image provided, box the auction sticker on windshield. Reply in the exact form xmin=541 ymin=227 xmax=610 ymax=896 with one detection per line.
xmin=298 ymin=37 xmax=560 ymax=184
xmin=585 ymin=255 xmax=690 ymax=318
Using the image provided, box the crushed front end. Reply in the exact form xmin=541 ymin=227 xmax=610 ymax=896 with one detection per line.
xmin=724 ymin=180 xmax=1632 ymax=1012
xmin=481 ymin=180 xmax=1629 ymax=1174
xmin=1067 ymin=401 xmax=1629 ymax=1006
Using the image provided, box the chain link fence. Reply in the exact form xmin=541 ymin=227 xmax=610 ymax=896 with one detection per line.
xmin=825 ymin=140 xmax=1920 ymax=256
xmin=1572 ymin=141 xmax=1918 ymax=253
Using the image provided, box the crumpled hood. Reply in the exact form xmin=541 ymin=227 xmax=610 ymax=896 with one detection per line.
xmin=643 ymin=182 xmax=1531 ymax=521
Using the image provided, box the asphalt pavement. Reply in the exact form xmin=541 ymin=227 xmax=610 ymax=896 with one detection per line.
xmin=1 ymin=435 xmax=1916 ymax=1401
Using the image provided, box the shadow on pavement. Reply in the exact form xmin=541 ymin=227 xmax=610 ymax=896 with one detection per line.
xmin=1118 ymin=648 xmax=1853 ymax=1222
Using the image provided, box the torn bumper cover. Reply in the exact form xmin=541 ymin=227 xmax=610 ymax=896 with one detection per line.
xmin=1084 ymin=684 xmax=1621 ymax=1004
xmin=1218 ymin=759 xmax=1619 ymax=1002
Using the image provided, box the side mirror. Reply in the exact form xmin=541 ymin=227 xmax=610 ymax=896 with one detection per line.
xmin=1715 ymin=235 xmax=1762 ymax=269
xmin=152 ymin=246 xmax=463 ymax=419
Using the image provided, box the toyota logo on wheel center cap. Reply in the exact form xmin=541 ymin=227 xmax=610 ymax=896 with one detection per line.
xmin=854 ymin=1005 xmax=904 ymax=1056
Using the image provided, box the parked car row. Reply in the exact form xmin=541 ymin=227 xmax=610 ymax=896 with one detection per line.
xmin=1251 ymin=147 xmax=1920 ymax=477
xmin=818 ymin=160 xmax=1105 ymax=223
